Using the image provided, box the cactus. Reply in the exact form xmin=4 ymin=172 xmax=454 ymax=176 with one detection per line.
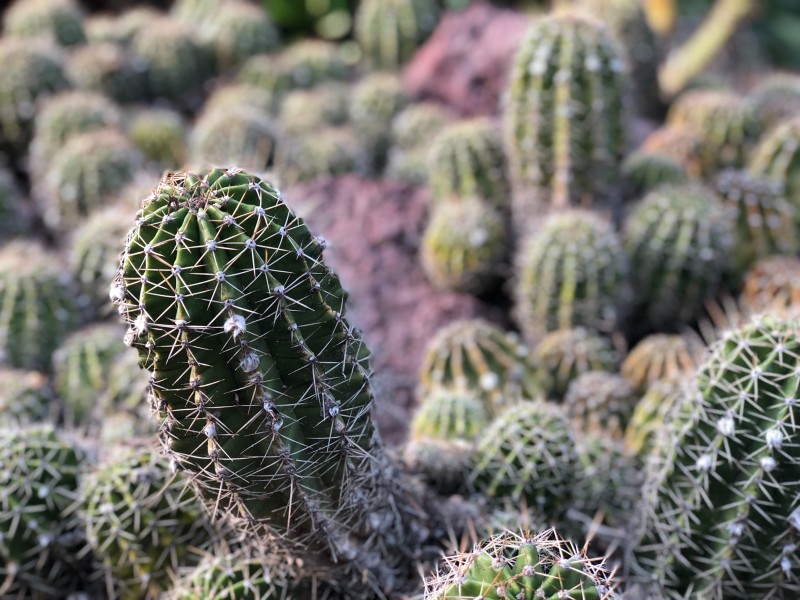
xmin=740 ymin=256 xmax=800 ymax=319
xmin=532 ymin=327 xmax=620 ymax=399
xmin=564 ymin=371 xmax=637 ymax=439
xmin=274 ymin=126 xmax=359 ymax=185
xmin=85 ymin=7 xmax=161 ymax=47
xmin=127 ymin=107 xmax=187 ymax=170
xmin=29 ymin=90 xmax=122 ymax=170
xmin=385 ymin=148 xmax=431 ymax=185
xmin=425 ymin=528 xmax=618 ymax=599
xmin=620 ymin=333 xmax=706 ymax=395
xmin=469 ymin=400 xmax=579 ymax=525
xmin=640 ymin=125 xmax=706 ymax=179
xmin=749 ymin=115 xmax=800 ymax=226
xmin=623 ymin=183 xmax=733 ymax=330
xmin=623 ymin=378 xmax=684 ymax=458
xmin=35 ymin=129 xmax=143 ymax=231
xmin=411 ymin=387 xmax=490 ymax=442
xmin=420 ymin=199 xmax=507 ymax=295
xmin=66 ymin=42 xmax=149 ymax=104
xmin=80 ymin=446 xmax=223 ymax=600
xmin=632 ymin=316 xmax=800 ymax=598
xmin=0 ymin=369 xmax=56 ymax=426
xmin=666 ymin=89 xmax=761 ymax=176
xmin=199 ymin=0 xmax=281 ymax=71
xmin=429 ymin=118 xmax=509 ymax=211
xmin=355 ymin=0 xmax=439 ymax=70
xmin=110 ymin=168 xmax=430 ymax=596
xmin=351 ymin=73 xmax=408 ymax=175
xmin=0 ymin=425 xmax=91 ymax=599
xmin=0 ymin=166 xmax=29 ymax=242
xmin=622 ymin=150 xmax=689 ymax=199
xmin=391 ymin=102 xmax=452 ymax=153
xmin=418 ymin=319 xmax=538 ymax=416
xmin=504 ymin=12 xmax=627 ymax=222
xmin=514 ymin=210 xmax=630 ymax=344
xmin=749 ymin=73 xmax=800 ymax=133
xmin=203 ymin=83 xmax=277 ymax=117
xmin=189 ymin=109 xmax=278 ymax=173
xmin=713 ymin=169 xmax=797 ymax=280
xmin=3 ymin=0 xmax=86 ymax=47
xmin=0 ymin=241 xmax=85 ymax=371
xmin=0 ymin=40 xmax=68 ymax=154
xmin=278 ymin=84 xmax=350 ymax=135
xmin=402 ymin=438 xmax=474 ymax=497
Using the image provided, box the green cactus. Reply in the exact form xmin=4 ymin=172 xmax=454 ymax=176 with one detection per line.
xmin=713 ymin=169 xmax=797 ymax=280
xmin=351 ymin=73 xmax=408 ymax=175
xmin=640 ymin=125 xmax=706 ymax=179
xmin=504 ymin=12 xmax=627 ymax=222
xmin=426 ymin=528 xmax=618 ymax=599
xmin=420 ymin=199 xmax=507 ymax=295
xmin=110 ymin=168 xmax=430 ymax=596
xmin=199 ymin=0 xmax=281 ymax=71
xmin=514 ymin=210 xmax=630 ymax=344
xmin=0 ymin=166 xmax=28 ymax=242
xmin=402 ymin=438 xmax=474 ymax=497
xmin=189 ymin=109 xmax=278 ymax=173
xmin=391 ymin=102 xmax=452 ymax=153
xmin=80 ymin=446 xmax=223 ymax=600
xmin=0 ymin=425 xmax=91 ymax=599
xmin=127 ymin=107 xmax=187 ymax=170
xmin=35 ymin=128 xmax=143 ymax=231
xmin=741 ymin=255 xmax=800 ymax=319
xmin=666 ymin=89 xmax=761 ymax=176
xmin=85 ymin=7 xmax=160 ymax=47
xmin=623 ymin=377 xmax=684 ymax=458
xmin=623 ymin=183 xmax=733 ymax=330
xmin=355 ymin=0 xmax=439 ymax=70
xmin=429 ymin=118 xmax=509 ymax=210
xmin=622 ymin=150 xmax=689 ymax=199
xmin=632 ymin=316 xmax=800 ymax=598
xmin=0 ymin=241 xmax=85 ymax=371
xmin=66 ymin=42 xmax=149 ymax=104
xmin=203 ymin=83 xmax=277 ymax=116
xmin=469 ymin=400 xmax=578 ymax=525
xmin=274 ymin=126 xmax=359 ymax=185
xmin=748 ymin=73 xmax=800 ymax=133
xmin=418 ymin=319 xmax=538 ymax=416
xmin=620 ymin=333 xmax=706 ymax=395
xmin=3 ymin=0 xmax=86 ymax=47
xmin=278 ymin=84 xmax=350 ymax=135
xmin=411 ymin=387 xmax=490 ymax=442
xmin=0 ymin=369 xmax=56 ymax=426
xmin=749 ymin=115 xmax=800 ymax=226
xmin=532 ymin=327 xmax=620 ymax=399
xmin=385 ymin=147 xmax=431 ymax=185
xmin=0 ymin=40 xmax=68 ymax=154
xmin=564 ymin=371 xmax=637 ymax=439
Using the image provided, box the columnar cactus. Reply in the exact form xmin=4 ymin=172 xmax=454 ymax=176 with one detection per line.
xmin=564 ymin=371 xmax=637 ymax=438
xmin=351 ymin=73 xmax=408 ymax=175
xmin=355 ymin=0 xmax=439 ymax=70
xmin=411 ymin=387 xmax=490 ymax=442
xmin=749 ymin=73 xmax=800 ymax=132
xmin=127 ymin=107 xmax=187 ymax=170
xmin=425 ymin=529 xmax=619 ymax=599
xmin=420 ymin=200 xmax=507 ymax=295
xmin=80 ymin=447 xmax=223 ymax=600
xmin=0 ymin=241 xmax=85 ymax=370
xmin=666 ymin=89 xmax=761 ymax=176
xmin=623 ymin=184 xmax=733 ymax=329
xmin=632 ymin=317 xmax=800 ymax=598
xmin=429 ymin=118 xmax=509 ymax=210
xmin=3 ymin=0 xmax=86 ymax=47
xmin=515 ymin=210 xmax=630 ymax=343
xmin=110 ymin=168 xmax=429 ymax=596
xmin=640 ymin=125 xmax=706 ymax=179
xmin=622 ymin=150 xmax=689 ymax=199
xmin=740 ymin=255 xmax=800 ymax=319
xmin=532 ymin=327 xmax=620 ymax=399
xmin=0 ymin=426 xmax=90 ymax=599
xmin=713 ymin=169 xmax=797 ymax=280
xmin=274 ymin=127 xmax=359 ymax=185
xmin=418 ymin=319 xmax=538 ymax=416
xmin=749 ymin=115 xmax=800 ymax=225
xmin=189 ymin=109 xmax=278 ymax=173
xmin=66 ymin=42 xmax=149 ymax=104
xmin=620 ymin=333 xmax=706 ymax=395
xmin=0 ymin=369 xmax=56 ymax=426
xmin=504 ymin=12 xmax=627 ymax=222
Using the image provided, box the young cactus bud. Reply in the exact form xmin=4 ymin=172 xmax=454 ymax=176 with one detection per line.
xmin=740 ymin=255 xmax=800 ymax=319
xmin=620 ymin=333 xmax=706 ymax=395
xmin=355 ymin=0 xmax=439 ymax=70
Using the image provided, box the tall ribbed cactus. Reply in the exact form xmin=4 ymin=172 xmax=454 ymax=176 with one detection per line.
xmin=632 ymin=317 xmax=800 ymax=597
xmin=355 ymin=0 xmax=439 ymax=70
xmin=504 ymin=12 xmax=627 ymax=223
xmin=110 ymin=168 xmax=429 ymax=597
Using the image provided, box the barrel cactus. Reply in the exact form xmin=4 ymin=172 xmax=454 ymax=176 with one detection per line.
xmin=0 ymin=369 xmax=56 ymax=426
xmin=110 ymin=168 xmax=430 ymax=596
xmin=127 ymin=107 xmax=187 ymax=170
xmin=351 ymin=73 xmax=408 ymax=175
xmin=387 ymin=102 xmax=453 ymax=184
xmin=515 ymin=210 xmax=630 ymax=344
xmin=199 ymin=0 xmax=281 ymax=71
xmin=203 ymin=83 xmax=276 ymax=118
xmin=623 ymin=184 xmax=733 ymax=330
xmin=749 ymin=73 xmax=800 ymax=133
xmin=504 ymin=12 xmax=627 ymax=223
xmin=274 ymin=126 xmax=359 ymax=185
xmin=189 ymin=109 xmax=277 ymax=173
xmin=355 ymin=0 xmax=439 ymax=70
xmin=278 ymin=84 xmax=350 ymax=135
xmin=85 ymin=7 xmax=160 ymax=47
xmin=749 ymin=115 xmax=800 ymax=225
xmin=640 ymin=125 xmax=706 ymax=179
xmin=741 ymin=255 xmax=800 ymax=319
xmin=564 ymin=370 xmax=637 ymax=439
xmin=411 ymin=387 xmax=490 ymax=442
xmin=620 ymin=333 xmax=706 ymax=395
xmin=623 ymin=378 xmax=685 ymax=458
xmin=622 ymin=150 xmax=689 ymax=199
xmin=3 ymin=0 xmax=86 ymax=47
xmin=403 ymin=437 xmax=474 ymax=497
xmin=632 ymin=316 xmax=800 ymax=598
xmin=66 ymin=42 xmax=149 ymax=104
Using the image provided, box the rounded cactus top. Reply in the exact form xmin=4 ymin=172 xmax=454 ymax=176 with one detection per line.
xmin=748 ymin=73 xmax=800 ymax=132
xmin=410 ymin=386 xmax=490 ymax=442
xmin=391 ymin=102 xmax=453 ymax=152
xmin=741 ymin=255 xmax=800 ymax=320
xmin=621 ymin=333 xmax=706 ymax=395
xmin=622 ymin=150 xmax=689 ymax=198
xmin=4 ymin=0 xmax=86 ymax=47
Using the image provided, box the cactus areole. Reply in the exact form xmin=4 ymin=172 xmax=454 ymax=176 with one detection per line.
xmin=111 ymin=168 xmax=424 ymax=595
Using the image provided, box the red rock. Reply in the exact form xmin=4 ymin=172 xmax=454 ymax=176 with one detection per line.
xmin=403 ymin=1 xmax=532 ymax=117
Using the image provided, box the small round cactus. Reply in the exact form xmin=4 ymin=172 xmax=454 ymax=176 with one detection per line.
xmin=351 ymin=73 xmax=408 ymax=175
xmin=127 ymin=107 xmax=187 ymax=170
xmin=278 ymin=84 xmax=350 ymax=135
xmin=623 ymin=184 xmax=733 ymax=329
xmin=429 ymin=118 xmax=509 ymax=211
xmin=531 ymin=327 xmax=620 ymax=399
xmin=189 ymin=109 xmax=278 ymax=173
xmin=402 ymin=438 xmax=474 ymax=497
xmin=740 ymin=255 xmax=800 ymax=319
xmin=202 ymin=83 xmax=276 ymax=116
xmin=274 ymin=126 xmax=359 ymax=185
xmin=391 ymin=102 xmax=453 ymax=153
xmin=237 ymin=41 xmax=348 ymax=93
xmin=713 ymin=169 xmax=797 ymax=280
xmin=425 ymin=529 xmax=619 ymax=599
xmin=564 ymin=370 xmax=638 ymax=439
xmin=3 ymin=0 xmax=86 ymax=47
xmin=666 ymin=89 xmax=761 ymax=176
xmin=0 ymin=241 xmax=85 ymax=370
xmin=749 ymin=115 xmax=800 ymax=226
xmin=85 ymin=7 xmax=160 ymax=46
xmin=418 ymin=319 xmax=538 ymax=416
xmin=622 ymin=150 xmax=689 ymax=199
xmin=355 ymin=0 xmax=439 ymax=70
xmin=66 ymin=42 xmax=149 ymax=104
xmin=0 ymin=369 xmax=56 ymax=426
xmin=640 ymin=125 xmax=706 ymax=179
xmin=515 ymin=210 xmax=630 ymax=344
xmin=411 ymin=387 xmax=490 ymax=442
xmin=199 ymin=0 xmax=281 ymax=71
xmin=0 ymin=426 xmax=90 ymax=598
xmin=623 ymin=378 xmax=684 ymax=458
xmin=420 ymin=199 xmax=507 ymax=295
xmin=749 ymin=73 xmax=800 ymax=133
xmin=620 ymin=333 xmax=706 ymax=395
